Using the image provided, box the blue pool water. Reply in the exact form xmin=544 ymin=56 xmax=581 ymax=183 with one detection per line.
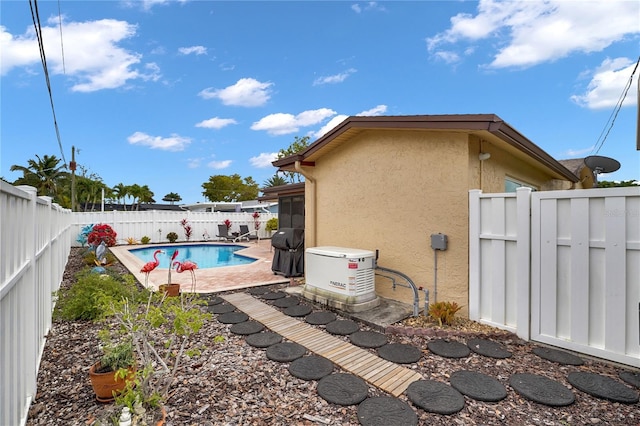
xmin=130 ymin=244 xmax=256 ymax=269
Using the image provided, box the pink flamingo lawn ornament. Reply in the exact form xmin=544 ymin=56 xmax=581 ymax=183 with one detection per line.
xmin=141 ymin=249 xmax=163 ymax=288
xmin=173 ymin=259 xmax=198 ymax=293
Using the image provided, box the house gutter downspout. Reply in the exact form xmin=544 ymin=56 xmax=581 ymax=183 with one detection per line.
xmin=294 ymin=160 xmax=316 ymax=248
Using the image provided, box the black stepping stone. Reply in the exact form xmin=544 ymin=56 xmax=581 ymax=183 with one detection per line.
xmin=284 ymin=304 xmax=313 ymax=317
xmin=208 ymin=303 xmax=235 ymax=314
xmin=273 ymin=296 xmax=299 ymax=308
xmin=449 ymin=370 xmax=507 ymax=402
xmin=266 ymin=342 xmax=306 ymax=362
xmin=532 ymin=347 xmax=584 ymax=365
xmin=349 ymin=331 xmax=388 ymax=349
xmin=317 ymin=373 xmax=369 ymax=406
xmin=619 ymin=371 xmax=640 ymax=389
xmin=567 ymin=371 xmax=639 ymax=404
xmin=262 ymin=291 xmax=287 ymax=300
xmin=406 ymin=380 xmax=465 ymax=415
xmin=326 ymin=319 xmax=360 ymax=335
xmin=509 ymin=373 xmax=574 ymax=406
xmin=217 ymin=312 xmax=248 ymax=324
xmin=245 ymin=332 xmax=282 ymax=348
xmin=288 ymin=355 xmax=334 ymax=380
xmin=357 ymin=397 xmax=418 ymax=426
xmin=202 ymin=295 xmax=223 ymax=305
xmin=229 ymin=320 xmax=264 ymax=335
xmin=377 ymin=343 xmax=422 ymax=364
xmin=467 ymin=338 xmax=512 ymax=359
xmin=427 ymin=339 xmax=470 ymax=358
xmin=247 ymin=286 xmax=270 ymax=295
xmin=306 ymin=311 xmax=337 ymax=325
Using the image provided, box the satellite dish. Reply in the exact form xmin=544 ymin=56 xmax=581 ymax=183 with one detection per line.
xmin=584 ymin=155 xmax=620 ymax=187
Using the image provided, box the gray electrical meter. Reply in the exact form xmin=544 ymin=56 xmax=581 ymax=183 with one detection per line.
xmin=430 ymin=233 xmax=448 ymax=250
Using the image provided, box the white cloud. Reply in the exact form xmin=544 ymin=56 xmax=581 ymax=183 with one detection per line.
xmin=252 ymin=108 xmax=336 ymax=135
xmin=357 ymin=104 xmax=387 ymax=116
xmin=250 ymin=153 xmax=278 ymax=168
xmin=179 ymin=46 xmax=207 ymax=55
xmin=570 ymin=57 xmax=639 ymax=109
xmin=1 ymin=18 xmax=160 ymax=91
xmin=427 ymin=0 xmax=640 ymax=69
xmin=313 ymin=68 xmax=357 ymax=85
xmin=198 ymin=78 xmax=273 ymax=107
xmin=127 ymin=131 xmax=191 ymax=151
xmin=186 ymin=158 xmax=201 ymax=169
xmin=351 ymin=2 xmax=386 ymax=14
xmin=195 ymin=117 xmax=238 ymax=129
xmin=313 ymin=105 xmax=387 ymax=138
xmin=563 ymin=145 xmax=596 ymax=157
xmin=207 ymin=160 xmax=232 ymax=169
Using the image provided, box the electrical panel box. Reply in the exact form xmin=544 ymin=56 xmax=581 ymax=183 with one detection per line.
xmin=431 ymin=233 xmax=448 ymax=250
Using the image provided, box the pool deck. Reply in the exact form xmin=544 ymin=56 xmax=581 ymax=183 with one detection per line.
xmin=110 ymin=239 xmax=289 ymax=293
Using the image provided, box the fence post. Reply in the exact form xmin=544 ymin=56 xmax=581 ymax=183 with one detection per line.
xmin=515 ymin=187 xmax=531 ymax=340
xmin=468 ymin=190 xmax=482 ymax=321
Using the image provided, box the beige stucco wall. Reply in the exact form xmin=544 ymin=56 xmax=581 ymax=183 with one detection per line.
xmin=306 ymin=130 xmax=471 ymax=313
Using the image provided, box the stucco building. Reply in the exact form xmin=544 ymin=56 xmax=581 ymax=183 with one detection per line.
xmin=272 ymin=114 xmax=583 ymax=315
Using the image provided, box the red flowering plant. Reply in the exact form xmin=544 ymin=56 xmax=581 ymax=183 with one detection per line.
xmin=252 ymin=211 xmax=261 ymax=231
xmin=224 ymin=219 xmax=232 ymax=232
xmin=180 ymin=218 xmax=193 ymax=242
xmin=87 ymin=223 xmax=117 ymax=247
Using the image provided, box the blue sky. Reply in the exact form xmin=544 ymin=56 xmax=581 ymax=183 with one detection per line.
xmin=1 ymin=0 xmax=639 ymax=204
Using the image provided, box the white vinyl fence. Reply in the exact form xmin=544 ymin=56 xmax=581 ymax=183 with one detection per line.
xmin=470 ymin=187 xmax=640 ymax=367
xmin=71 ymin=210 xmax=277 ymax=246
xmin=0 ymin=183 xmax=72 ymax=426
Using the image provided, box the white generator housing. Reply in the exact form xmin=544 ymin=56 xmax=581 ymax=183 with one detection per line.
xmin=302 ymin=246 xmax=380 ymax=312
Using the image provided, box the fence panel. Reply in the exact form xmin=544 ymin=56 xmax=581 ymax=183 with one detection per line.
xmin=0 ymin=183 xmax=72 ymax=426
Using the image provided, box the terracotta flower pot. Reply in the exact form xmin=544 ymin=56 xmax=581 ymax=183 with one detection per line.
xmin=88 ymin=361 xmax=135 ymax=403
xmin=159 ymin=283 xmax=180 ymax=297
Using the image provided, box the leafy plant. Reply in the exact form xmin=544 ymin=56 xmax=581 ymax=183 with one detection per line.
xmin=83 ymin=250 xmax=116 ymax=266
xmin=427 ymin=301 xmax=463 ymax=327
xmin=252 ymin=211 xmax=261 ymax=230
xmin=87 ymin=223 xmax=118 ymax=247
xmin=223 ymin=219 xmax=232 ymax=231
xmin=166 ymin=232 xmax=178 ymax=243
xmin=95 ymin=338 xmax=135 ymax=373
xmin=181 ymin=218 xmax=192 ymax=241
xmin=265 ymin=217 xmax=278 ymax=232
xmin=126 ymin=237 xmax=138 ymax=245
xmin=140 ymin=236 xmax=151 ymax=244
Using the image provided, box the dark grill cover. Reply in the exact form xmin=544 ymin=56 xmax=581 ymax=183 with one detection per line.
xmin=271 ymin=228 xmax=305 ymax=277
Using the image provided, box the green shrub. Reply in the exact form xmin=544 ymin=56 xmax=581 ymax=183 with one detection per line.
xmin=140 ymin=236 xmax=151 ymax=244
xmin=54 ymin=269 xmax=147 ymax=321
xmin=265 ymin=217 xmax=278 ymax=232
xmin=166 ymin=232 xmax=178 ymax=243
xmin=427 ymin=301 xmax=463 ymax=327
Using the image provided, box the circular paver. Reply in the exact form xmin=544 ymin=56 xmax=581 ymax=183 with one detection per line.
xmin=306 ymin=311 xmax=337 ymax=325
xmin=288 ymin=355 xmax=334 ymax=380
xmin=284 ymin=304 xmax=313 ymax=317
xmin=509 ymin=373 xmax=575 ymax=406
xmin=217 ymin=311 xmax=248 ymax=324
xmin=467 ymin=338 xmax=512 ymax=359
xmin=349 ymin=331 xmax=388 ymax=348
xmin=377 ymin=343 xmax=422 ymax=364
xmin=357 ymin=397 xmax=418 ymax=426
xmin=567 ymin=371 xmax=639 ymax=404
xmin=208 ymin=303 xmax=236 ymax=314
xmin=262 ymin=291 xmax=287 ymax=300
xmin=427 ymin=339 xmax=470 ymax=358
xmin=245 ymin=332 xmax=282 ymax=348
xmin=449 ymin=370 xmax=507 ymax=402
xmin=406 ymin=380 xmax=465 ymax=415
xmin=532 ymin=347 xmax=584 ymax=365
xmin=317 ymin=373 xmax=369 ymax=406
xmin=619 ymin=371 xmax=640 ymax=389
xmin=273 ymin=296 xmax=300 ymax=308
xmin=230 ymin=320 xmax=264 ymax=335
xmin=202 ymin=295 xmax=223 ymax=305
xmin=326 ymin=319 xmax=360 ymax=335
xmin=247 ymin=286 xmax=270 ymax=295
xmin=266 ymin=342 xmax=306 ymax=362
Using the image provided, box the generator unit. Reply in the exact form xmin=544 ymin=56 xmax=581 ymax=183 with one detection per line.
xmin=302 ymin=246 xmax=380 ymax=312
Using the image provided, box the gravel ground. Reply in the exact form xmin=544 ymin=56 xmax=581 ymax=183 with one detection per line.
xmin=26 ymin=248 xmax=639 ymax=425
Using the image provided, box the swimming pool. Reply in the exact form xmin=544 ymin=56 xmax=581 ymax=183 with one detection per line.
xmin=129 ymin=244 xmax=256 ymax=269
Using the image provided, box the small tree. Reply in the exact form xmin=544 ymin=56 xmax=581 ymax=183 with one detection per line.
xmin=276 ymin=136 xmax=310 ymax=183
xmin=163 ymin=192 xmax=182 ymax=204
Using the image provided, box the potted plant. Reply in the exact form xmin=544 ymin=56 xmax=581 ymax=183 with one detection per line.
xmin=166 ymin=232 xmax=178 ymax=243
xmin=158 ymin=250 xmax=180 ymax=297
xmin=265 ymin=217 xmax=278 ymax=236
xmin=88 ymin=339 xmax=135 ymax=402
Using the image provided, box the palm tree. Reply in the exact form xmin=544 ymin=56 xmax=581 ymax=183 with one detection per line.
xmin=10 ymin=154 xmax=67 ymax=198
xmin=112 ymin=183 xmax=129 ymax=210
xmin=262 ymin=174 xmax=288 ymax=188
xmin=162 ymin=192 xmax=182 ymax=204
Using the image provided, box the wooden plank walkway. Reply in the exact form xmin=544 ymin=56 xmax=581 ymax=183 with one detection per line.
xmin=221 ymin=292 xmax=423 ymax=397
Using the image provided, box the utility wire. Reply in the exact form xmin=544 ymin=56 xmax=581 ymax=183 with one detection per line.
xmin=57 ymin=0 xmax=66 ymax=73
xmin=592 ymin=56 xmax=640 ymax=155
xmin=29 ymin=0 xmax=67 ymax=166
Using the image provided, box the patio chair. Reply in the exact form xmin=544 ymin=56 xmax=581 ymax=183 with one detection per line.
xmin=236 ymin=224 xmax=259 ymax=242
xmin=216 ymin=224 xmax=235 ymax=242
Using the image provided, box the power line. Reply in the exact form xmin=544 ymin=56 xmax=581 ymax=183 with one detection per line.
xmin=28 ymin=0 xmax=67 ymax=166
xmin=592 ymin=56 xmax=640 ymax=155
